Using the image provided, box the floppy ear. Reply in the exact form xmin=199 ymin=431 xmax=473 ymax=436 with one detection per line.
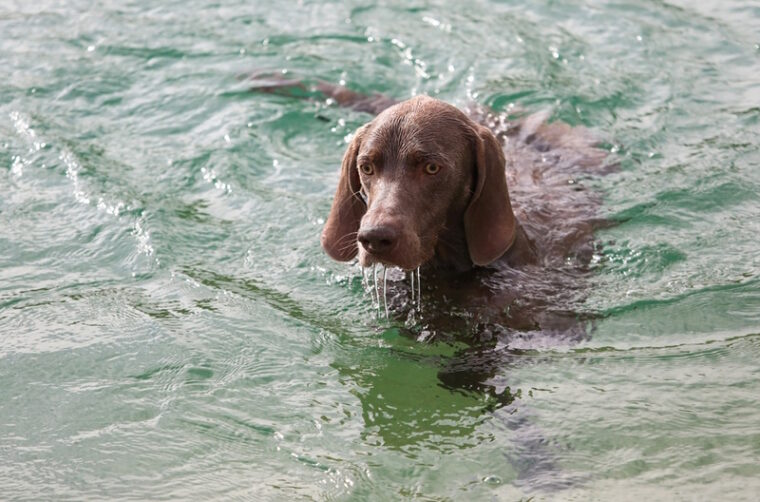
xmin=321 ymin=126 xmax=367 ymax=261
xmin=464 ymin=124 xmax=517 ymax=266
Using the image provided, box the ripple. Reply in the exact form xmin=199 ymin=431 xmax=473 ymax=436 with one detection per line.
xmin=2 ymin=0 xmax=760 ymax=499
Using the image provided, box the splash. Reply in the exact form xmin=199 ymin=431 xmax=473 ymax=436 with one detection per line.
xmin=9 ymin=110 xmax=46 ymax=177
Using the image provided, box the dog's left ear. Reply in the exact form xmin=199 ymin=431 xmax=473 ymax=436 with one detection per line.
xmin=321 ymin=125 xmax=367 ymax=261
xmin=464 ymin=124 xmax=517 ymax=266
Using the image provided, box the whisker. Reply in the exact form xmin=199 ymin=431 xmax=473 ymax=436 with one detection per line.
xmin=333 ymin=188 xmax=368 ymax=213
xmin=334 ymin=231 xmax=359 ymax=253
xmin=426 ymin=223 xmax=461 ymax=250
xmin=336 ymin=239 xmax=354 ymax=251
xmin=336 ymin=230 xmax=359 ymax=241
xmin=337 ymin=241 xmax=359 ymax=254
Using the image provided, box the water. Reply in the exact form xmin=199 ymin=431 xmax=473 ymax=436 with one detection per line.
xmin=2 ymin=0 xmax=759 ymax=499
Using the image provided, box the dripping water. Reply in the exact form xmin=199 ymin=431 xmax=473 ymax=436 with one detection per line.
xmin=360 ymin=265 xmax=424 ymax=319
xmin=382 ymin=268 xmax=388 ymax=318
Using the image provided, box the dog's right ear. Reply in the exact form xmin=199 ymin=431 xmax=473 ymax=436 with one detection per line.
xmin=321 ymin=125 xmax=367 ymax=261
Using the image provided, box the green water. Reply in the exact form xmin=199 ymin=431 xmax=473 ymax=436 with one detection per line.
xmin=2 ymin=0 xmax=760 ymax=500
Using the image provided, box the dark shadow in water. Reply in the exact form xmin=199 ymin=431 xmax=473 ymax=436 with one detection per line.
xmin=332 ymin=318 xmax=589 ymax=492
xmin=334 ymin=258 xmax=600 ymax=491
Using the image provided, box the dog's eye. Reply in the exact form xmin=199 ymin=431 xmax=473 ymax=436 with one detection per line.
xmin=424 ymin=163 xmax=440 ymax=175
xmin=359 ymin=163 xmax=374 ymax=175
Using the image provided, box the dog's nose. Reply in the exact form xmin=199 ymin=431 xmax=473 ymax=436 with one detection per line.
xmin=358 ymin=225 xmax=398 ymax=255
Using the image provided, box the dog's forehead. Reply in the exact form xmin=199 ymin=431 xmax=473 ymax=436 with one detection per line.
xmin=362 ymin=97 xmax=471 ymax=157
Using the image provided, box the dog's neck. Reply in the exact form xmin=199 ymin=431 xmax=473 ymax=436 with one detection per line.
xmin=431 ymin=222 xmax=472 ymax=272
xmin=432 ymin=218 xmax=537 ymax=272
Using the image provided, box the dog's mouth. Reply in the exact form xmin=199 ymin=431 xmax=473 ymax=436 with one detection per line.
xmin=358 ymin=246 xmax=424 ymax=271
xmin=357 ymin=231 xmax=434 ymax=271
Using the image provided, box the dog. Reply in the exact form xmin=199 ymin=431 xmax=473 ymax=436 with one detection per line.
xmin=251 ymin=79 xmax=615 ymax=480
xmin=249 ymin=78 xmax=614 ymax=488
xmin=250 ymin=75 xmax=611 ymax=345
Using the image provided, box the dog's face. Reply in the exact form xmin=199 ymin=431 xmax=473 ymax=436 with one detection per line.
xmin=322 ymin=96 xmax=517 ymax=270
xmin=354 ymin=98 xmax=475 ymax=270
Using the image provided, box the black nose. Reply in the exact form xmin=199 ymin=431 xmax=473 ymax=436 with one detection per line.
xmin=358 ymin=225 xmax=398 ymax=255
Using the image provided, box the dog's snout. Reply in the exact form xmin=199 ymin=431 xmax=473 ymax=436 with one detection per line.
xmin=358 ymin=225 xmax=399 ymax=255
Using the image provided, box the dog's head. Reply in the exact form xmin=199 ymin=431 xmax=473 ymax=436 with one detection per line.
xmin=321 ymin=96 xmax=517 ymax=270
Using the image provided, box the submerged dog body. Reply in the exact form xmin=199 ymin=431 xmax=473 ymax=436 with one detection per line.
xmin=251 ymin=74 xmax=609 ymax=340
xmin=318 ymin=93 xmax=608 ymax=339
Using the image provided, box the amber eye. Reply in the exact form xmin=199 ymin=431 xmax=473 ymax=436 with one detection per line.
xmin=424 ymin=163 xmax=440 ymax=175
xmin=359 ymin=163 xmax=374 ymax=175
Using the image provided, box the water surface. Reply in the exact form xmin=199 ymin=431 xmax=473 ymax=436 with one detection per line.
xmin=2 ymin=0 xmax=760 ymax=499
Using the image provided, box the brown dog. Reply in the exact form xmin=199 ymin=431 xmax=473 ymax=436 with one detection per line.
xmin=250 ymin=75 xmax=610 ymax=342
xmin=247 ymin=78 xmax=617 ymax=446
